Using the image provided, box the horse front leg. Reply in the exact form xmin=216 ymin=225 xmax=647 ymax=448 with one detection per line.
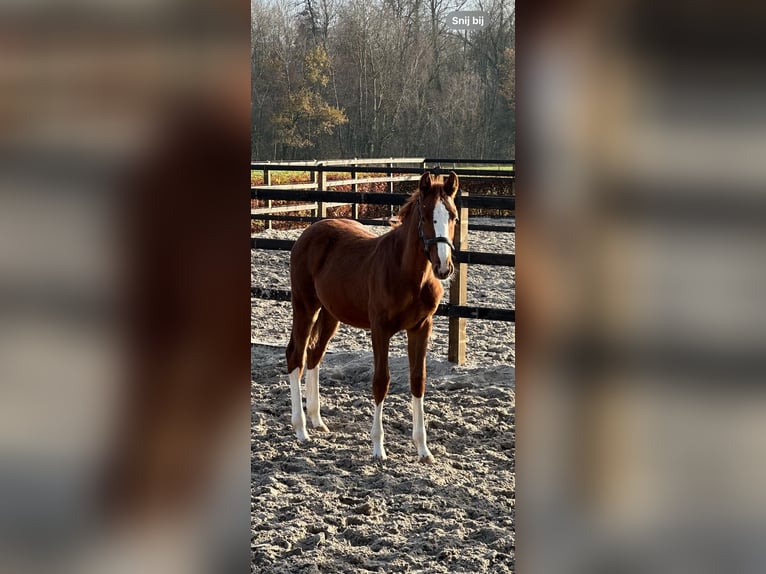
xmin=407 ymin=318 xmax=435 ymax=463
xmin=370 ymin=326 xmax=392 ymax=461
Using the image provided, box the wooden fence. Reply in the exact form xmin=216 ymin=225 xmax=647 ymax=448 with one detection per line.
xmin=251 ymin=157 xmax=514 ymax=228
xmin=251 ymin=158 xmax=515 ymax=365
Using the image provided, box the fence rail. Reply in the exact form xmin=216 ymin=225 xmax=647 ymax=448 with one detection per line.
xmin=251 ymin=287 xmax=515 ymax=323
xmin=250 ymin=213 xmax=515 ymax=233
xmin=250 ymin=237 xmax=515 ymax=267
xmin=250 ymin=188 xmax=515 ymax=211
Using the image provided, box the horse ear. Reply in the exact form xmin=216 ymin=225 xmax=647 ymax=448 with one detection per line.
xmin=444 ymin=171 xmax=459 ymax=197
xmin=419 ymin=172 xmax=433 ymax=195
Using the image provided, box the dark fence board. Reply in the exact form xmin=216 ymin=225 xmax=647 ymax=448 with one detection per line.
xmin=250 ymin=213 xmax=515 ymax=233
xmin=250 ymin=287 xmax=515 ymax=322
xmin=251 ymin=287 xmax=292 ymax=302
xmin=437 ymin=303 xmax=515 ymax=322
xmin=251 ymin=238 xmax=515 ymax=267
xmin=250 ymin=238 xmax=295 ymax=251
xmin=458 ymin=195 xmax=515 ymax=210
xmin=251 ymin=188 xmax=515 ymax=211
xmin=467 ymin=223 xmax=515 ymax=232
xmin=252 ymin=214 xmax=394 ymax=227
xmin=252 ymin=189 xmax=411 ymax=205
xmin=454 ymin=251 xmax=515 ymax=267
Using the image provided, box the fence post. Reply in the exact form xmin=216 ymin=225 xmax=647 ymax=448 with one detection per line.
xmin=317 ymin=163 xmax=327 ymax=218
xmin=448 ymin=190 xmax=469 ymax=364
xmin=351 ymin=159 xmax=358 ymax=220
xmin=310 ymin=163 xmax=318 ymax=218
xmin=387 ymin=161 xmax=394 ymax=217
xmin=264 ymin=168 xmax=272 ymax=230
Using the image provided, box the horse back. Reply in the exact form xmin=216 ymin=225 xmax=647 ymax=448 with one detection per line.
xmin=291 ymin=219 xmax=375 ymax=271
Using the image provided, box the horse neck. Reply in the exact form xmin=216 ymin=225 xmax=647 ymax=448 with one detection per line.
xmin=396 ymin=209 xmax=432 ymax=284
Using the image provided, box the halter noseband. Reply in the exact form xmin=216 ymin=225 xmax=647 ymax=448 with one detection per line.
xmin=417 ymin=197 xmax=455 ymax=256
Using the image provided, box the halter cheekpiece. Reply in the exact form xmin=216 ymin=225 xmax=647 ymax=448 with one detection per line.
xmin=417 ymin=197 xmax=455 ymax=256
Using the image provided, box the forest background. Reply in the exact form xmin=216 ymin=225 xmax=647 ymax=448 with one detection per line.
xmin=251 ymin=0 xmax=515 ymax=160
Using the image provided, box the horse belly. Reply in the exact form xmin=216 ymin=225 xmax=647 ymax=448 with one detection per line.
xmin=314 ymin=264 xmax=371 ymax=329
xmin=315 ymin=284 xmax=370 ymax=329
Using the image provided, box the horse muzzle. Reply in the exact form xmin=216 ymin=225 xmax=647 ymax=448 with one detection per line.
xmin=424 ymin=237 xmax=455 ymax=280
xmin=421 ymin=229 xmax=455 ymax=280
xmin=433 ymin=259 xmax=454 ymax=281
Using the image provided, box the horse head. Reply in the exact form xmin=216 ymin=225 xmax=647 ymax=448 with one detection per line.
xmin=417 ymin=171 xmax=459 ymax=280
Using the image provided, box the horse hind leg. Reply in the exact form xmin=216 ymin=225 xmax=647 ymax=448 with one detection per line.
xmin=305 ymin=308 xmax=340 ymax=432
xmin=286 ymin=301 xmax=320 ymax=443
xmin=370 ymin=326 xmax=393 ymax=461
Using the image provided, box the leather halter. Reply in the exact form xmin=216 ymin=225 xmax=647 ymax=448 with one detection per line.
xmin=417 ymin=197 xmax=455 ymax=256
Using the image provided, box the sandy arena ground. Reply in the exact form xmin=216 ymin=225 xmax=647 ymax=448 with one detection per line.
xmin=252 ymin=218 xmax=515 ymax=573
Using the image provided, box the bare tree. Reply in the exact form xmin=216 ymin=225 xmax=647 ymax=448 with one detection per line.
xmin=251 ymin=0 xmax=515 ymax=159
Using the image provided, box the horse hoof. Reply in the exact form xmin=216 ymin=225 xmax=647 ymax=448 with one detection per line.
xmin=418 ymin=454 xmax=435 ymax=464
xmin=313 ymin=422 xmax=330 ymax=432
xmin=372 ymin=450 xmax=387 ymax=462
xmin=296 ymin=431 xmax=310 ymax=443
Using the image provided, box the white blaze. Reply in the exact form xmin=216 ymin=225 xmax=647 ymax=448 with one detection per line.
xmin=289 ymin=367 xmax=309 ymax=442
xmin=371 ymin=401 xmax=386 ymax=460
xmin=432 ymin=199 xmax=451 ymax=275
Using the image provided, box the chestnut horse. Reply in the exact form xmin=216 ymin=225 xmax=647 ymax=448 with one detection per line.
xmin=286 ymin=171 xmax=459 ymax=462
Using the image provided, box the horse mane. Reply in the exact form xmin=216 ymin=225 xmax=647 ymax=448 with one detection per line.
xmin=393 ymin=189 xmax=420 ymax=227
